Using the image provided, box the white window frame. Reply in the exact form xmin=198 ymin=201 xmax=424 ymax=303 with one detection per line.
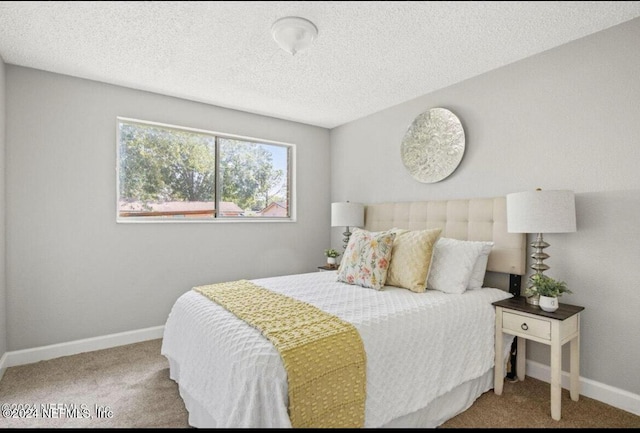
xmin=116 ymin=117 xmax=296 ymax=223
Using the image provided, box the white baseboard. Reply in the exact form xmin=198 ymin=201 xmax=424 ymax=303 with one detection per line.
xmin=0 ymin=352 xmax=8 ymax=381
xmin=2 ymin=325 xmax=165 ymax=369
xmin=526 ymin=359 xmax=640 ymax=416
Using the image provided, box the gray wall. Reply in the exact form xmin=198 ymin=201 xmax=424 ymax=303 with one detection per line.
xmin=5 ymin=66 xmax=331 ymax=350
xmin=0 ymin=55 xmax=6 ymax=358
xmin=330 ymin=17 xmax=640 ymax=396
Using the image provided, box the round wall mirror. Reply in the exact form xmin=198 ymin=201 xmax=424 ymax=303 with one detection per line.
xmin=400 ymin=108 xmax=465 ymax=183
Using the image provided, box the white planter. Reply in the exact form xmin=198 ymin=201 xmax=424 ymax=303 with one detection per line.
xmin=327 ymin=257 xmax=337 ymax=266
xmin=539 ymin=295 xmax=559 ymax=312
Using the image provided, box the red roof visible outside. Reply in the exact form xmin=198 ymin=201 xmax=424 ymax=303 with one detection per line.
xmin=119 ymin=201 xmax=243 ymax=213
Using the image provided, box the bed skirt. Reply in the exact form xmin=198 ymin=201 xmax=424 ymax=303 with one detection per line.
xmin=166 ymin=356 xmax=501 ymax=428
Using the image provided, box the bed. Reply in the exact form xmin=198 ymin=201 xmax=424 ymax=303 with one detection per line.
xmin=161 ymin=197 xmax=526 ymax=428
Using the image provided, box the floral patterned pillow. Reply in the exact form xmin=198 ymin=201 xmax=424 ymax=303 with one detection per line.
xmin=337 ymin=228 xmax=396 ymax=290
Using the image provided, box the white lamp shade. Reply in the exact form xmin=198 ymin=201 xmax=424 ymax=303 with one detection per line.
xmin=506 ymin=190 xmax=576 ymax=233
xmin=331 ymin=202 xmax=364 ymax=228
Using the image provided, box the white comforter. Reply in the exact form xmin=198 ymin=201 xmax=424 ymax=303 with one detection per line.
xmin=161 ymin=271 xmax=512 ymax=428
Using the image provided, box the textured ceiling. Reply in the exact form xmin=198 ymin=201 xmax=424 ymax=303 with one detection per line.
xmin=1 ymin=1 xmax=640 ymax=129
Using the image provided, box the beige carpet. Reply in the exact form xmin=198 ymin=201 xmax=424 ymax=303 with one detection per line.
xmin=0 ymin=339 xmax=188 ymax=428
xmin=440 ymin=377 xmax=640 ymax=429
xmin=0 ymin=339 xmax=638 ymax=428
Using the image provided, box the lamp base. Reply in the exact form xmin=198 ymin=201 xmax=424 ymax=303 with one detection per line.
xmin=526 ymin=294 xmax=540 ymax=306
xmin=527 ymin=233 xmax=549 ymax=308
xmin=530 ymin=233 xmax=550 ymax=274
xmin=342 ymin=227 xmax=352 ymax=251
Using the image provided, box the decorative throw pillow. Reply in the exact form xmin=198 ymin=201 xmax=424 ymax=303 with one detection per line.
xmin=337 ymin=228 xmax=396 ymax=290
xmin=386 ymin=228 xmax=443 ymax=293
xmin=426 ymin=237 xmax=487 ymax=294
xmin=467 ymin=241 xmax=494 ymax=290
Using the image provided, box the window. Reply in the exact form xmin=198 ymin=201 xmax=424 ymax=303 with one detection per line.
xmin=117 ymin=118 xmax=294 ymax=222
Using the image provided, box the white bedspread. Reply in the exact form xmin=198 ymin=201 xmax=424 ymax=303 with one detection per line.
xmin=161 ymin=271 xmax=512 ymax=428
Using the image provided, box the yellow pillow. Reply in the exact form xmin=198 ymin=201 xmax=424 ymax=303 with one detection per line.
xmin=385 ymin=228 xmax=443 ymax=293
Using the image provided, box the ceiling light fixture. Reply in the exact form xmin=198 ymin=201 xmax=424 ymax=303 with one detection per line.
xmin=271 ymin=16 xmax=318 ymax=56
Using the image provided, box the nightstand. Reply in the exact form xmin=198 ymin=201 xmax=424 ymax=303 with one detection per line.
xmin=317 ymin=265 xmax=338 ymax=272
xmin=493 ymin=296 xmax=584 ymax=421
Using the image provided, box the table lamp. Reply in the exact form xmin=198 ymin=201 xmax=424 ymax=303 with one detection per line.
xmin=506 ymin=189 xmax=576 ymax=305
xmin=331 ymin=202 xmax=365 ymax=251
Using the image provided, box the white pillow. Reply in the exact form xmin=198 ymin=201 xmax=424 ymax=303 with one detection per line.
xmin=467 ymin=241 xmax=494 ymax=290
xmin=426 ymin=237 xmax=487 ymax=294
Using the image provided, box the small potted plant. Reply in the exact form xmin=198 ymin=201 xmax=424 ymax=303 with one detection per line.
xmin=524 ymin=274 xmax=572 ymax=312
xmin=324 ymin=248 xmax=341 ymax=267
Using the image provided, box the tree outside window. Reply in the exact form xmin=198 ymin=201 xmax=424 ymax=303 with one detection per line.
xmin=117 ymin=119 xmax=292 ymax=221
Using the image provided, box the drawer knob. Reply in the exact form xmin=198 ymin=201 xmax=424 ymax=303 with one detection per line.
xmin=521 ymin=323 xmax=529 ymax=331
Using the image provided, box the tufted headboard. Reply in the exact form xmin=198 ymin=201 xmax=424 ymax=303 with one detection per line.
xmin=364 ymin=197 xmax=526 ymax=277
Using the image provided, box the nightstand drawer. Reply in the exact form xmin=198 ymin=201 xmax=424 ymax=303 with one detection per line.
xmin=503 ymin=311 xmax=551 ymax=341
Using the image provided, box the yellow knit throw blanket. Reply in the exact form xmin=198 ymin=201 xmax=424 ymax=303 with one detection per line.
xmin=194 ymin=280 xmax=366 ymax=428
